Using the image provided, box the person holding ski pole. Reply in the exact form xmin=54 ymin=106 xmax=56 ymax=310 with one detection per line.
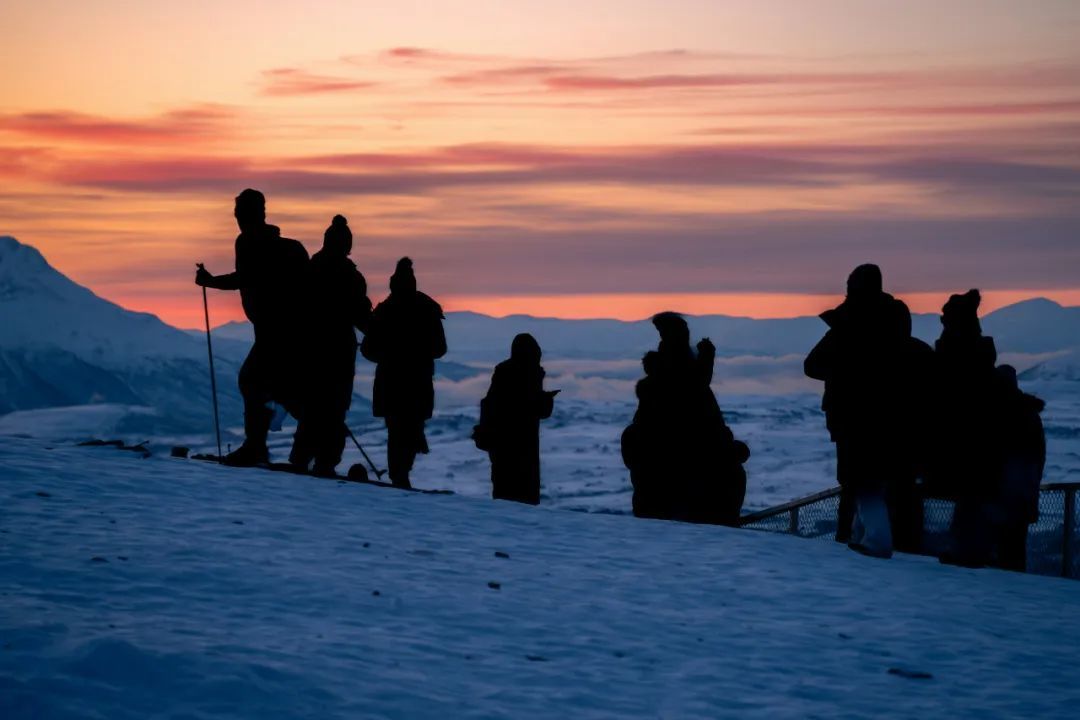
xmin=289 ymin=215 xmax=372 ymax=476
xmin=195 ymin=189 xmax=310 ymax=466
xmin=360 ymin=257 xmax=446 ymax=489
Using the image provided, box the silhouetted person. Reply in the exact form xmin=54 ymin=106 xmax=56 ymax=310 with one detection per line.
xmin=473 ymin=334 xmax=558 ymax=505
xmin=360 ymin=258 xmax=446 ymax=489
xmin=290 ymin=215 xmax=372 ymax=476
xmin=622 ymin=312 xmax=749 ymax=525
xmin=932 ymin=289 xmax=1000 ymax=568
xmin=890 ymin=303 xmax=936 ymax=554
xmin=804 ymin=264 xmax=913 ymax=558
xmin=986 ymin=365 xmax=1046 ymax=572
xmin=195 ymin=189 xmax=309 ymax=466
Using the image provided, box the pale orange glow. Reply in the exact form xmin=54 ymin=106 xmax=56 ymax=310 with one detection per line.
xmin=443 ymin=290 xmax=1080 ymax=322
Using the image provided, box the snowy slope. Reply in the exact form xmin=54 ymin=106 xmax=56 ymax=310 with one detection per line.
xmin=0 ymin=236 xmax=245 ymax=429
xmin=0 ymin=236 xmax=202 ymax=364
xmin=1 ymin=437 xmax=1078 ymax=719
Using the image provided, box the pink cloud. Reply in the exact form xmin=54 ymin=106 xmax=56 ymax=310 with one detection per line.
xmin=441 ymin=65 xmax=567 ymax=86
xmin=748 ymin=98 xmax=1080 ymax=118
xmin=0 ymin=105 xmax=236 ymax=144
xmin=542 ymin=71 xmax=903 ymax=91
xmin=260 ymin=68 xmax=376 ymax=96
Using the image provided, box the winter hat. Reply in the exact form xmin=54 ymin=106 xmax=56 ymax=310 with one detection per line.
xmin=941 ymin=289 xmax=982 ymax=335
xmin=996 ymin=364 xmax=1018 ymax=390
xmin=846 ymin=264 xmax=882 ymax=299
xmin=389 ymin=256 xmax=417 ymax=294
xmin=652 ymin=311 xmax=689 ymax=346
xmin=323 ymin=214 xmax=352 ymax=255
xmin=511 ymin=333 xmax=542 ymax=364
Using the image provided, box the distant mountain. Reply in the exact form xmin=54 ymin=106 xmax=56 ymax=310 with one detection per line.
xmin=0 ymin=236 xmax=245 ymax=431
xmin=981 ymin=298 xmax=1080 ymax=355
xmin=0 ymin=236 xmax=381 ymax=435
xmin=199 ymin=288 xmax=1080 ymax=385
xmin=3 ymin=234 xmax=1078 ymax=433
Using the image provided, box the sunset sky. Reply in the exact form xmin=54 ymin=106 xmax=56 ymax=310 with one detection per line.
xmin=2 ymin=0 xmax=1079 ymax=328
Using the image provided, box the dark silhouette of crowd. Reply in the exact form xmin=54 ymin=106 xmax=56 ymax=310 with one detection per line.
xmin=195 ymin=190 xmax=1047 ymax=573
xmin=805 ymin=266 xmax=1046 ymax=569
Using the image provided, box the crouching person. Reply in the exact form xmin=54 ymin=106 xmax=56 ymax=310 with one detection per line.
xmin=473 ymin=334 xmax=558 ymax=505
xmin=622 ymin=312 xmax=749 ymax=525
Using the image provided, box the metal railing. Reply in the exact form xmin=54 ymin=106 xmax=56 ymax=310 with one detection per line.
xmin=738 ymin=483 xmax=1080 ymax=579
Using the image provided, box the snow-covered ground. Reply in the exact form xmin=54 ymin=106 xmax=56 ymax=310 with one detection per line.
xmin=2 ymin=436 xmax=1078 ymax=719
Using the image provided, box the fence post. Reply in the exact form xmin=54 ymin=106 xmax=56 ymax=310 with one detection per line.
xmin=789 ymin=507 xmax=799 ymax=536
xmin=1064 ymin=488 xmax=1075 ymax=579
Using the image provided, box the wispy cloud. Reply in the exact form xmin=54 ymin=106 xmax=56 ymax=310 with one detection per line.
xmin=28 ymin=140 xmax=1079 ymax=205
xmin=259 ymin=68 xmax=376 ymax=96
xmin=540 ymin=71 xmax=903 ymax=92
xmin=0 ymin=105 xmax=236 ymax=144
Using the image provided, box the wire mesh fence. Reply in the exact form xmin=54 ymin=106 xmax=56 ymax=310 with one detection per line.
xmin=739 ymin=483 xmax=1079 ymax=579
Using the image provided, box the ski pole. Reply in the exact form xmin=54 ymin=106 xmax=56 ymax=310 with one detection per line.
xmin=198 ymin=263 xmax=223 ymax=462
xmin=346 ymin=425 xmax=386 ymax=479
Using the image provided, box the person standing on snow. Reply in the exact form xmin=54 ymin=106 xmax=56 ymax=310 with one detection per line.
xmin=804 ymin=264 xmax=913 ymax=558
xmin=195 ymin=189 xmax=309 ymax=466
xmin=360 ymin=258 xmax=446 ymax=489
xmin=931 ymin=289 xmax=1002 ymax=567
xmin=987 ymin=364 xmax=1045 ymax=572
xmin=289 ymin=215 xmax=372 ymax=477
xmin=472 ymin=333 xmax=558 ymax=505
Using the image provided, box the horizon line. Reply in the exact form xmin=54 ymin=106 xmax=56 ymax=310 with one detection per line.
xmin=168 ymin=290 xmax=1080 ymax=333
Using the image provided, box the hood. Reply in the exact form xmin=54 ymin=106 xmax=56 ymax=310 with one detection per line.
xmin=1021 ymin=393 xmax=1046 ymax=414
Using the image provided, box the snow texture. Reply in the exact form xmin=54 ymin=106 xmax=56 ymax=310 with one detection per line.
xmin=2 ymin=436 xmax=1078 ymax=719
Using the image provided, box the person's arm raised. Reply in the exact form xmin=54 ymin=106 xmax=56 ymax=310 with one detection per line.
xmin=194 ymin=263 xmax=241 ymax=290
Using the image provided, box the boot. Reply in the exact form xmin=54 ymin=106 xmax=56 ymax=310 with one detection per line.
xmin=224 ymin=442 xmax=269 ymax=467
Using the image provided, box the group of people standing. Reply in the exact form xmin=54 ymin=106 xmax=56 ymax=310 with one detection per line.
xmin=196 ymin=189 xmax=446 ymax=489
xmin=805 ymin=264 xmax=1046 ymax=570
xmin=196 ymin=190 xmax=1046 ymax=572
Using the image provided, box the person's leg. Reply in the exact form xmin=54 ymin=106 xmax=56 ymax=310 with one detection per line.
xmin=946 ymin=493 xmax=991 ymax=568
xmin=229 ymin=343 xmax=272 ymax=465
xmin=888 ymin=477 xmax=924 ymax=555
xmin=850 ymin=487 xmax=894 ymax=559
xmin=312 ymin=416 xmax=346 ymax=477
xmin=525 ymin=457 xmax=541 ymax=506
xmin=386 ymin=417 xmax=417 ymax=489
xmin=834 ymin=443 xmax=856 ymax=543
xmin=289 ymin=415 xmax=315 ymax=470
xmin=844 ymin=442 xmax=893 ymax=558
xmin=993 ymin=522 xmax=1028 ymax=572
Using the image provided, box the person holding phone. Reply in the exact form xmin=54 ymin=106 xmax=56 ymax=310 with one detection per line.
xmin=473 ymin=333 xmax=558 ymax=505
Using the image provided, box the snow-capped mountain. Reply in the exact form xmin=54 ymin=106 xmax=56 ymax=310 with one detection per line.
xmin=208 ymin=301 xmax=1080 ymax=366
xmin=0 ymin=236 xmax=243 ymax=429
xmin=0 ymin=236 xmax=204 ymax=364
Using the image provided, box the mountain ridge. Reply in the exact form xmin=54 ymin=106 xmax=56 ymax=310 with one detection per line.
xmin=2 ymin=235 xmax=1078 ymax=426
